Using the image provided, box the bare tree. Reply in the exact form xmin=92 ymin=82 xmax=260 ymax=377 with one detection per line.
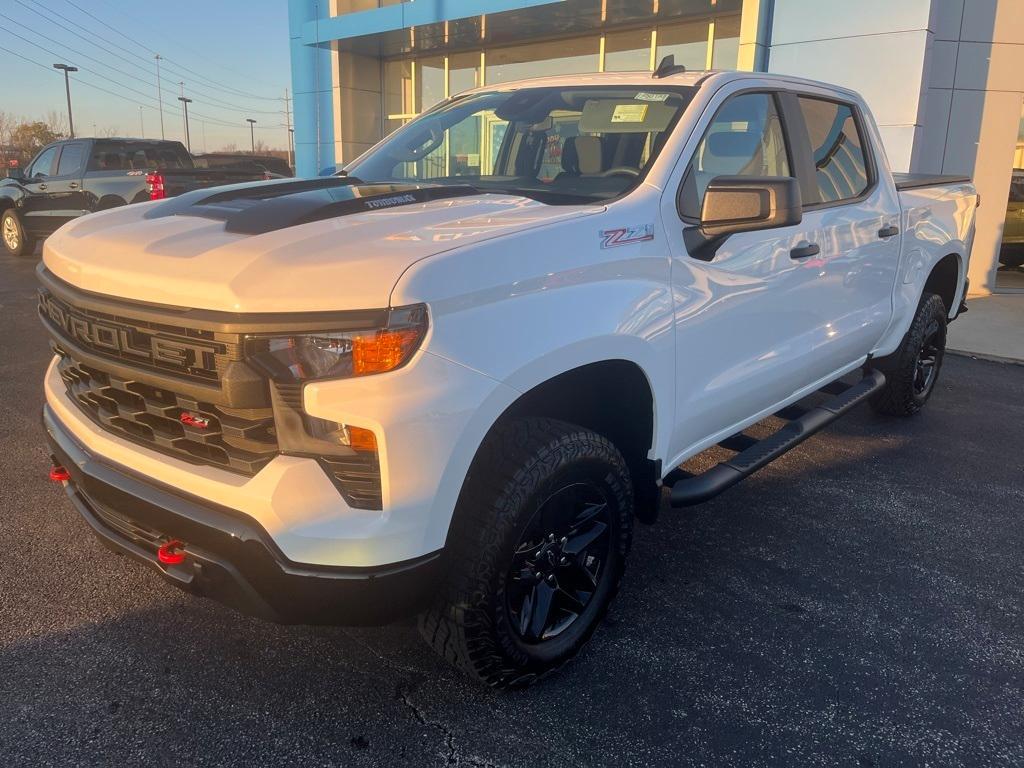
xmin=44 ymin=110 xmax=68 ymax=137
xmin=98 ymin=126 xmax=121 ymax=138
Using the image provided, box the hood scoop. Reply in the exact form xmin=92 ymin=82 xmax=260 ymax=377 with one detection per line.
xmin=142 ymin=177 xmax=480 ymax=236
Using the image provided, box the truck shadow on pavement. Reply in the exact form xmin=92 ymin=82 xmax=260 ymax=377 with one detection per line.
xmin=2 ymin=339 xmax=1023 ymax=767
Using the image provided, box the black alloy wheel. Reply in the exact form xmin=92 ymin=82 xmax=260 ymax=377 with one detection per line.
xmin=913 ymin=317 xmax=943 ymax=397
xmin=506 ymin=482 xmax=612 ymax=644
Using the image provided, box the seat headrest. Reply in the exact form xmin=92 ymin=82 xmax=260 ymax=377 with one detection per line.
xmin=562 ymin=135 xmax=603 ymax=175
xmin=705 ymin=131 xmax=761 ymax=159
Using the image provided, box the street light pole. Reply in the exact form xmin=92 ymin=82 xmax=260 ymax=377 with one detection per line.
xmin=52 ymin=63 xmax=78 ymax=138
xmin=178 ymin=96 xmax=193 ymax=152
xmin=246 ymin=118 xmax=256 ymax=154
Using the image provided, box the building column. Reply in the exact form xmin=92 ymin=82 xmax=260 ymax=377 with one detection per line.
xmin=916 ymin=0 xmax=1024 ymax=294
xmin=288 ymin=0 xmax=337 ymax=177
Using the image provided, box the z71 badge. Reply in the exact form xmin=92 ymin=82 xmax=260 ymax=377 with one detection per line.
xmin=600 ymin=224 xmax=655 ymax=249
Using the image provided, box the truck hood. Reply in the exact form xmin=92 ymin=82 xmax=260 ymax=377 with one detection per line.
xmin=43 ymin=179 xmax=601 ymax=313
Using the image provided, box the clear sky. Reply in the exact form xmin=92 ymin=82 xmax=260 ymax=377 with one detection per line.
xmin=0 ymin=0 xmax=293 ymax=151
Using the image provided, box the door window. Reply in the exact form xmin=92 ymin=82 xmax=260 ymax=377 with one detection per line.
xmin=678 ymin=92 xmax=791 ymax=220
xmin=796 ymin=97 xmax=870 ymax=204
xmin=28 ymin=146 xmax=59 ymax=179
xmin=56 ymin=143 xmax=85 ymax=177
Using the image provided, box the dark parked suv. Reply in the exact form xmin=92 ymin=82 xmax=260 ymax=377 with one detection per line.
xmin=1 ymin=138 xmax=266 ymax=257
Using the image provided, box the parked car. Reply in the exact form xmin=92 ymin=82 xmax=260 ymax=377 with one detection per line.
xmin=0 ymin=138 xmax=268 ymax=257
xmin=1000 ymin=170 xmax=1024 ymax=268
xmin=193 ymin=152 xmax=293 ymax=178
xmin=39 ymin=68 xmax=976 ymax=688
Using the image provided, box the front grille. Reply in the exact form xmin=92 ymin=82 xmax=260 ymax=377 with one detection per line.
xmin=57 ymin=352 xmax=278 ymax=475
xmin=39 ymin=289 xmax=239 ymax=384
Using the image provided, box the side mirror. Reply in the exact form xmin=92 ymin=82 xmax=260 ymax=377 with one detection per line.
xmin=684 ymin=176 xmax=802 ymax=261
xmin=6 ymin=167 xmax=24 ymax=181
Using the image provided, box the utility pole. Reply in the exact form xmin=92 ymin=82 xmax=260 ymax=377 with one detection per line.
xmin=154 ymin=54 xmax=165 ymax=139
xmin=52 ymin=63 xmax=78 ymax=138
xmin=139 ymin=106 xmax=144 ymax=138
xmin=246 ymin=118 xmax=256 ymax=154
xmin=283 ymin=88 xmax=293 ymax=170
xmin=178 ymin=96 xmax=193 ymax=152
xmin=178 ymin=82 xmax=186 ymax=142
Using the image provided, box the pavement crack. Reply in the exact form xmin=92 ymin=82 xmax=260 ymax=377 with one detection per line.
xmin=398 ymin=683 xmax=497 ymax=767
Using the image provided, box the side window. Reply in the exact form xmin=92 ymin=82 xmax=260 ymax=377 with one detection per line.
xmin=28 ymin=146 xmax=60 ymax=179
xmin=678 ymin=92 xmax=790 ymax=220
xmin=796 ymin=97 xmax=870 ymax=204
xmin=56 ymin=143 xmax=85 ymax=176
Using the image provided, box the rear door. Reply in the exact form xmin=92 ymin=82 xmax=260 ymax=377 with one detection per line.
xmin=779 ymin=92 xmax=901 ymax=383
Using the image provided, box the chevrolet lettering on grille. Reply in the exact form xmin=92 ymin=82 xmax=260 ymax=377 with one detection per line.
xmin=38 ymin=291 xmax=221 ymax=375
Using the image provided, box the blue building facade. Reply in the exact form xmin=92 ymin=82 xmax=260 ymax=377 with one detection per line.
xmin=287 ymin=0 xmax=756 ymax=177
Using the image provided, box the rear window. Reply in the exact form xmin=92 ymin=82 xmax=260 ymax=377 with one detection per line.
xmin=87 ymin=141 xmax=192 ymax=172
xmin=797 ymin=97 xmax=870 ymax=205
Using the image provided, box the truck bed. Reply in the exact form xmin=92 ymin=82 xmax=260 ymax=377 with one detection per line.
xmin=892 ymin=173 xmax=972 ymax=191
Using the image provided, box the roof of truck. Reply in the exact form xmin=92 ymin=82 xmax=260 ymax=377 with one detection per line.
xmin=457 ymin=70 xmax=862 ymax=101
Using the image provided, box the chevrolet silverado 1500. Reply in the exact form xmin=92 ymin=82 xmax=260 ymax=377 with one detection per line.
xmin=38 ymin=67 xmax=976 ymax=687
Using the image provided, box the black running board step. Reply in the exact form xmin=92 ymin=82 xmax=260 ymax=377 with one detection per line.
xmin=669 ymin=369 xmax=886 ymax=507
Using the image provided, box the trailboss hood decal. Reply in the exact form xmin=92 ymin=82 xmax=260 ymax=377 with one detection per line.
xmin=42 ymin=178 xmax=601 ymax=313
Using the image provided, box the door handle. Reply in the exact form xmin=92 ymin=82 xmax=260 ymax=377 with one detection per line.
xmin=790 ymin=243 xmax=820 ymax=259
xmin=878 ymin=225 xmax=899 ymax=238
xmin=69 ymin=182 xmax=79 ymax=189
xmin=37 ymin=183 xmax=47 ymax=190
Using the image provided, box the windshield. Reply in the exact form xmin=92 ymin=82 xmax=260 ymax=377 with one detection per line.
xmin=345 ymin=85 xmax=696 ymax=204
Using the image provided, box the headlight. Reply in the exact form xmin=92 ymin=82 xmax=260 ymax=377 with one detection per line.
xmin=246 ymin=304 xmax=428 ymax=382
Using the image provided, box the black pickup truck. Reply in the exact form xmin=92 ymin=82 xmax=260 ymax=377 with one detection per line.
xmin=0 ymin=138 xmax=268 ymax=257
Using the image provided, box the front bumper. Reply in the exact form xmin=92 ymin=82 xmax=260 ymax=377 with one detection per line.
xmin=44 ymin=404 xmax=442 ymax=626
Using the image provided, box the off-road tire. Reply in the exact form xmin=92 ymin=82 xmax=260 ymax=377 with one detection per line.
xmin=418 ymin=417 xmax=633 ymax=689
xmin=870 ymin=292 xmax=947 ymax=416
xmin=1 ymin=209 xmax=35 ymax=258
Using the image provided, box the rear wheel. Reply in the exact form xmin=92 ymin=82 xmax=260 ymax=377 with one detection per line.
xmin=419 ymin=417 xmax=633 ymax=688
xmin=870 ymin=292 xmax=947 ymax=416
xmin=1 ymin=209 xmax=35 ymax=258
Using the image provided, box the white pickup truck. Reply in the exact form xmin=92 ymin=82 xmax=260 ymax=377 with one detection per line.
xmin=39 ymin=66 xmax=976 ymax=688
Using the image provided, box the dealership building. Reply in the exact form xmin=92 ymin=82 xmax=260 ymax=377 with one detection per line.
xmin=287 ymin=0 xmax=1024 ymax=294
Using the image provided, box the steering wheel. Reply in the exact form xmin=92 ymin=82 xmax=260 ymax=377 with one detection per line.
xmin=599 ymin=166 xmax=641 ymax=178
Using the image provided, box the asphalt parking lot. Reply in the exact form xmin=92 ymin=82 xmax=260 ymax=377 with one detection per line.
xmin=1 ymin=249 xmax=1022 ymax=767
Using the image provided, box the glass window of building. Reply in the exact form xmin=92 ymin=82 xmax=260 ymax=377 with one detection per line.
xmin=385 ymin=59 xmax=414 ymax=118
xmin=656 ymin=20 xmax=709 ymax=71
xmin=679 ymin=92 xmax=791 ymax=219
xmin=486 ymin=38 xmax=600 ymax=85
xmin=604 ymin=29 xmax=653 ymax=72
xmin=996 ymin=101 xmax=1024 ymax=290
xmin=797 ymin=97 xmax=870 ymax=204
xmin=711 ymin=15 xmax=742 ymax=69
xmin=417 ymin=56 xmax=446 ymax=112
xmin=448 ymin=52 xmax=482 ymax=98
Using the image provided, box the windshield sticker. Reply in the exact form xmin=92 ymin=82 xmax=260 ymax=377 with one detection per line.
xmin=611 ymin=103 xmax=649 ymax=123
xmin=635 ymin=92 xmax=670 ymax=102
xmin=601 ymin=224 xmax=654 ymax=249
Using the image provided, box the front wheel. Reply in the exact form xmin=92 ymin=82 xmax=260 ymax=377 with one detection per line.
xmin=870 ymin=292 xmax=948 ymax=416
xmin=1 ymin=209 xmax=36 ymax=258
xmin=419 ymin=417 xmax=633 ymax=688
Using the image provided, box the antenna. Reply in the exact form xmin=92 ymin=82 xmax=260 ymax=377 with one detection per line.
xmin=653 ymin=55 xmax=687 ymax=79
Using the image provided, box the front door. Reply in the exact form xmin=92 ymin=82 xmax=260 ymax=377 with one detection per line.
xmin=19 ymin=144 xmax=61 ymax=237
xmin=40 ymin=141 xmax=89 ymax=232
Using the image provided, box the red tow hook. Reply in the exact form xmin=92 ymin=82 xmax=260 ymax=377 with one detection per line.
xmin=157 ymin=539 xmax=187 ymax=565
xmin=49 ymin=465 xmax=71 ymax=482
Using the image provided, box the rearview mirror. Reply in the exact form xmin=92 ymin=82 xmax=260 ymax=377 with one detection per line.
xmin=684 ymin=176 xmax=802 ymax=261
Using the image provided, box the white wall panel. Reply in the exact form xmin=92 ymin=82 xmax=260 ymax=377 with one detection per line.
xmin=769 ymin=0 xmax=932 ymax=44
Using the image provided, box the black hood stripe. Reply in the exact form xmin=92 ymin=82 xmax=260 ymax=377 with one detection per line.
xmin=143 ymin=177 xmax=481 ymax=235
